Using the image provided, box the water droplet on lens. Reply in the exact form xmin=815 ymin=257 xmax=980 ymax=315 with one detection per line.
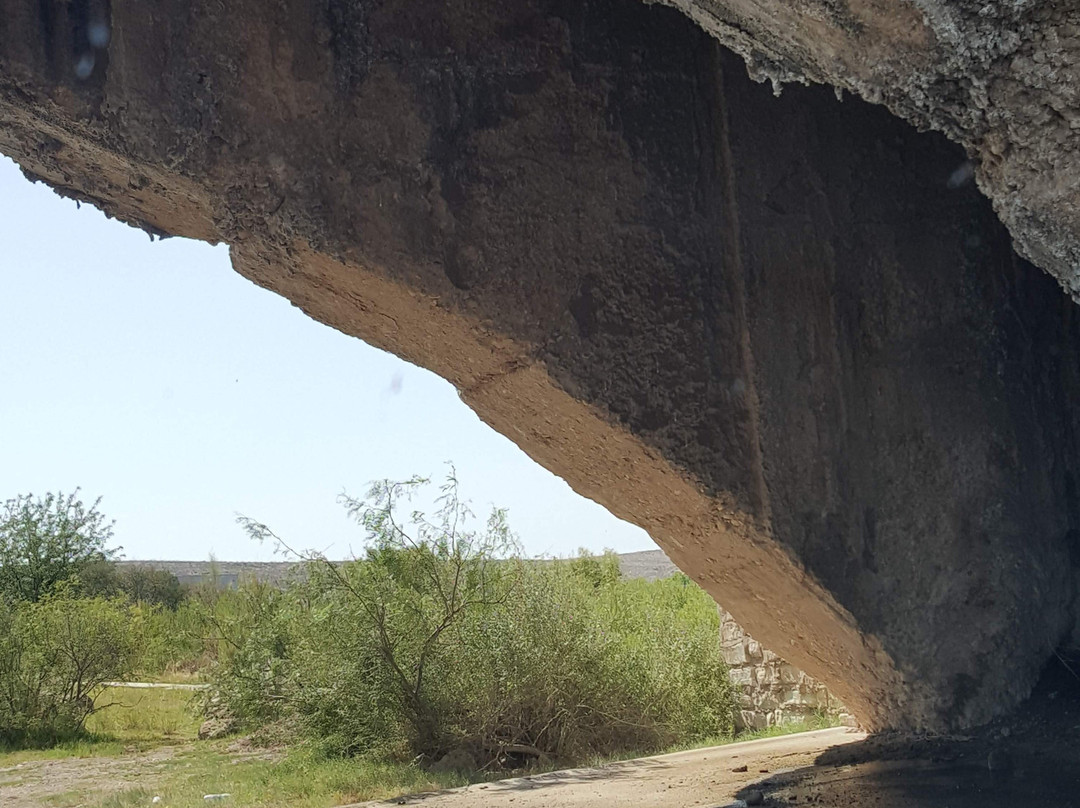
xmin=88 ymin=21 xmax=110 ymax=49
xmin=74 ymin=52 xmax=96 ymax=80
xmin=947 ymin=161 xmax=975 ymax=189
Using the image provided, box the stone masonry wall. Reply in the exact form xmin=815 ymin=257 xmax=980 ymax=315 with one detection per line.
xmin=719 ymin=608 xmax=851 ymax=731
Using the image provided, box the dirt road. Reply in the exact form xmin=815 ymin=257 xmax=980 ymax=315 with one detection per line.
xmin=0 ymin=746 xmax=182 ymax=808
xmin=352 ymin=727 xmax=865 ymax=808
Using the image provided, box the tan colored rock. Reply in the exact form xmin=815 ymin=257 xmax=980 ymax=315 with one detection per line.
xmin=198 ymin=718 xmax=236 ymax=741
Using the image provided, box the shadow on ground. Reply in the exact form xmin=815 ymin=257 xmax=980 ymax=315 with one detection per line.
xmin=391 ymin=757 xmax=677 ymax=803
xmin=735 ymin=654 xmax=1080 ymax=807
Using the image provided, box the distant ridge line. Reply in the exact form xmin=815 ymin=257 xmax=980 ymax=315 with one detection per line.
xmin=118 ymin=549 xmax=679 ymax=585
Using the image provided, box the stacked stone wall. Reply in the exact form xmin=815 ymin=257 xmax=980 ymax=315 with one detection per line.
xmin=719 ymin=608 xmax=851 ymax=730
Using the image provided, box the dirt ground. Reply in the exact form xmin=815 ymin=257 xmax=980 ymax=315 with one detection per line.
xmin=0 ymin=746 xmax=182 ymax=808
xmin=0 ymin=729 xmax=864 ymax=808
xmin=748 ymin=656 xmax=1080 ymax=808
xmin=0 ymin=739 xmax=280 ymax=808
xmin=350 ymin=728 xmax=866 ymax=808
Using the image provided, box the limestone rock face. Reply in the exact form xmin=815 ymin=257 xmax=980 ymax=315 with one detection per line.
xmin=719 ymin=609 xmax=851 ymax=731
xmin=2 ymin=0 xmax=1080 ymax=732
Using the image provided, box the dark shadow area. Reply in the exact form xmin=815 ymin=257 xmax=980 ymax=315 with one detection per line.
xmin=736 ymin=652 xmax=1080 ymax=807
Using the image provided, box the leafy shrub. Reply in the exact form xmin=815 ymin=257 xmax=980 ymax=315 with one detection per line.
xmin=199 ymin=580 xmax=293 ymax=725
xmin=457 ymin=561 xmax=733 ymax=760
xmin=210 ymin=474 xmax=734 ymax=766
xmin=0 ymin=593 xmax=136 ymax=744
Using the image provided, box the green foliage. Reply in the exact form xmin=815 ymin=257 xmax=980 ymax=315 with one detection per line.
xmin=212 ymin=473 xmax=734 ymax=766
xmin=198 ymin=581 xmax=293 ymax=726
xmin=81 ymin=563 xmax=186 ymax=610
xmin=448 ymin=558 xmax=733 ymax=761
xmin=0 ymin=476 xmax=737 ymax=773
xmin=122 ymin=566 xmax=185 ymax=609
xmin=0 ymin=491 xmax=117 ymax=603
xmin=0 ymin=594 xmax=136 ymax=745
xmin=127 ymin=599 xmax=213 ymax=679
xmin=567 ymin=549 xmax=622 ymax=588
xmin=232 ymin=472 xmax=521 ymax=757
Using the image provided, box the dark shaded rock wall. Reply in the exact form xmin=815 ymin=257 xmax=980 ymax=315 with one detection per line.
xmin=722 ymin=65 xmax=1080 ymax=727
xmin=2 ymin=0 xmax=1079 ymax=730
xmin=661 ymin=0 xmax=1080 ymax=305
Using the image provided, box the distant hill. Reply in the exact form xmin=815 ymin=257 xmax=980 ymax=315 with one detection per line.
xmin=117 ymin=559 xmax=301 ymax=588
xmin=610 ymin=549 xmax=679 ymax=581
xmin=118 ymin=549 xmax=680 ymax=587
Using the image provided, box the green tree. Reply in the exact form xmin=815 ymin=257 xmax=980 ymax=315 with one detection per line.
xmin=74 ymin=558 xmax=187 ymax=610
xmin=0 ymin=491 xmax=118 ymax=603
xmin=77 ymin=557 xmax=121 ymax=598
xmin=568 ymin=548 xmax=622 ymax=588
xmin=238 ymin=469 xmax=520 ymax=756
xmin=118 ymin=566 xmax=185 ymax=610
xmin=213 ymin=472 xmax=736 ymax=765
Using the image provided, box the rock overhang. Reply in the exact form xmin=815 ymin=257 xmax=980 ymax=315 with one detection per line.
xmin=2 ymin=0 xmax=1079 ymax=732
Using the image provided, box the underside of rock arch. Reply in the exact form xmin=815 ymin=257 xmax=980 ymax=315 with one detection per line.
xmin=2 ymin=0 xmax=1079 ymax=732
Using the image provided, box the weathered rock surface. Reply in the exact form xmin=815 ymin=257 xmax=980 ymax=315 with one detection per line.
xmin=197 ymin=717 xmax=236 ymax=741
xmin=662 ymin=0 xmax=1080 ymax=303
xmin=2 ymin=0 xmax=1080 ymax=732
xmin=719 ymin=609 xmax=849 ymax=731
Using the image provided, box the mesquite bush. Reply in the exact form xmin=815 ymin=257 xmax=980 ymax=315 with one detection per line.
xmin=213 ymin=473 xmax=735 ymax=765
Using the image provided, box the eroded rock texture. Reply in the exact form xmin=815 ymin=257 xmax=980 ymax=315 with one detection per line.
xmin=663 ymin=0 xmax=1080 ymax=301
xmin=2 ymin=0 xmax=1080 ymax=731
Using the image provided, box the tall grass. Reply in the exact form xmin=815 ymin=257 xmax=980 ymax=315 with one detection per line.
xmin=129 ymin=600 xmax=213 ymax=679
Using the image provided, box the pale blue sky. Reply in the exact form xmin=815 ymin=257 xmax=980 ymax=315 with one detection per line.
xmin=0 ymin=156 xmax=655 ymax=561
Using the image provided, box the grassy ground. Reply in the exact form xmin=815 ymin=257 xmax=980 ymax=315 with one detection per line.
xmin=86 ymin=687 xmax=204 ymax=744
xmin=80 ymin=745 xmax=471 ymax=808
xmin=734 ymin=712 xmax=842 ymax=743
xmin=0 ymin=687 xmax=471 ymax=808
xmin=0 ymin=688 xmax=200 ymax=764
xmin=0 ymin=737 xmax=128 ymax=764
xmin=0 ymin=687 xmax=842 ymax=808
